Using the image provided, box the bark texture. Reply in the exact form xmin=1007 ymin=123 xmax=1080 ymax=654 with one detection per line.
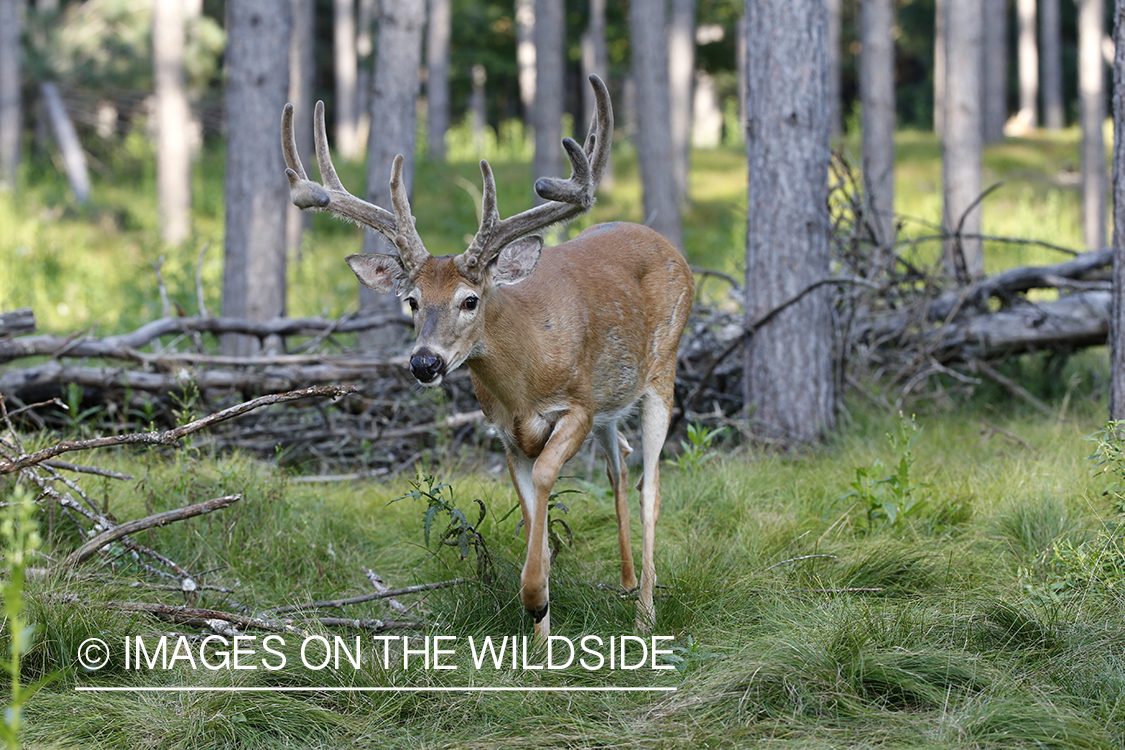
xmin=941 ymin=0 xmax=984 ymax=280
xmin=221 ymin=0 xmax=292 ymax=355
xmin=1110 ymin=0 xmax=1125 ymax=419
xmin=154 ymin=0 xmax=192 ymax=245
xmin=358 ymin=0 xmax=425 ymax=350
xmin=1079 ymin=0 xmax=1107 ymax=251
xmin=859 ymin=0 xmax=896 ymax=252
xmin=426 ymin=0 xmax=452 ymax=160
xmin=1040 ymin=0 xmax=1064 ymax=129
xmin=0 ymin=0 xmax=22 ymax=189
xmin=630 ymin=0 xmax=683 ymax=249
xmin=743 ymin=0 xmax=835 ymax=444
xmin=1016 ymin=0 xmax=1038 ymax=129
xmin=533 ymin=0 xmax=565 ymax=200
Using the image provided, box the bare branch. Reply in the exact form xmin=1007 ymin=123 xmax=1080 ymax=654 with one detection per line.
xmin=62 ymin=494 xmax=242 ymax=567
xmin=0 ymin=385 xmax=359 ymax=475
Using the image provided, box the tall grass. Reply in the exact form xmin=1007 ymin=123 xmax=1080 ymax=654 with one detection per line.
xmin=5 ymin=401 xmax=1123 ymax=748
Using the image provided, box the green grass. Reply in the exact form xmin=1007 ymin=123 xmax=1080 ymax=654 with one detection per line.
xmin=5 ymin=401 xmax=1125 ymax=749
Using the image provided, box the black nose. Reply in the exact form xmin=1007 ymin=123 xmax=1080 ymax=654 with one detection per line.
xmin=410 ymin=351 xmax=444 ymax=383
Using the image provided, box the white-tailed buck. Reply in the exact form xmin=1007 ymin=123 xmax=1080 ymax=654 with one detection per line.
xmin=281 ymin=75 xmax=693 ymax=636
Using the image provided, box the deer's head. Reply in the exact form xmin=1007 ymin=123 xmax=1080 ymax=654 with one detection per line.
xmin=282 ymin=76 xmax=613 ymax=387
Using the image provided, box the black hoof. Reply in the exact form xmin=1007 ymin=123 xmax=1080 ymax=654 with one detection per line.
xmin=527 ymin=603 xmax=549 ymax=623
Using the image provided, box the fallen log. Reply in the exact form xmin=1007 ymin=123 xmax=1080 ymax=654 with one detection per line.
xmin=930 ymin=290 xmax=1109 ymax=361
xmin=0 ymin=308 xmax=35 ymax=337
xmin=0 ymin=359 xmax=405 ymax=396
xmin=0 ymin=312 xmax=408 ymax=364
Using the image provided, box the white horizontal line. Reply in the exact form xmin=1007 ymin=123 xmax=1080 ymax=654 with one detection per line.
xmin=75 ymin=685 xmax=677 ymax=693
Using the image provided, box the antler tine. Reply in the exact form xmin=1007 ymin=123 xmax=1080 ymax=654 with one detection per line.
xmin=388 ymin=154 xmax=429 ymax=274
xmin=280 ymin=100 xmax=399 ymax=241
xmin=457 ymin=74 xmax=614 ymax=279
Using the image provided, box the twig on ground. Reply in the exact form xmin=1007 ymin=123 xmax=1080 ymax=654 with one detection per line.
xmin=61 ymin=494 xmax=242 ymax=568
xmin=264 ymin=578 xmax=472 ymax=615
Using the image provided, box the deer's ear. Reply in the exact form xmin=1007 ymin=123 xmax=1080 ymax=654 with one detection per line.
xmin=346 ymin=253 xmax=410 ymax=294
xmin=489 ymin=235 xmax=542 ymax=286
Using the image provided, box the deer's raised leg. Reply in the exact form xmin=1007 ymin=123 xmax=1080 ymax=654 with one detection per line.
xmin=514 ymin=409 xmax=592 ymax=639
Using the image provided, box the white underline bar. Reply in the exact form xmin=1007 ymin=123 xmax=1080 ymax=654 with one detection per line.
xmin=75 ymin=685 xmax=676 ymax=693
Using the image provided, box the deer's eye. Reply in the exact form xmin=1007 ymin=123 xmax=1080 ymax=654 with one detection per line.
xmin=407 ymin=297 xmax=419 ymax=313
xmin=461 ymin=295 xmax=479 ymax=312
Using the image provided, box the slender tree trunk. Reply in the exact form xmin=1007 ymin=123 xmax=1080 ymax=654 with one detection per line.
xmin=40 ymin=82 xmax=90 ymax=205
xmin=859 ymin=0 xmax=896 ymax=254
xmin=154 ymin=0 xmax=192 ymax=246
xmin=358 ymin=0 xmax=425 ymax=351
xmin=334 ymin=0 xmax=360 ymax=159
xmin=934 ymin=0 xmax=945 ymax=134
xmin=582 ymin=0 xmax=608 ymax=131
xmin=1080 ymin=0 xmax=1107 ymax=251
xmin=827 ymin=0 xmax=842 ymax=137
xmin=287 ymin=0 xmax=316 ymax=254
xmin=471 ymin=63 xmax=487 ymax=153
xmin=581 ymin=0 xmax=613 ymax=188
xmin=516 ymin=0 xmax=536 ymax=121
xmin=942 ymin=0 xmax=984 ymax=281
xmin=0 ymin=0 xmax=22 ymax=190
xmin=221 ymin=0 xmax=292 ymax=355
xmin=1109 ymin=0 xmax=1125 ymax=419
xmin=426 ymin=0 xmax=452 ymax=160
xmin=533 ymin=0 xmax=565 ymax=202
xmin=1041 ymin=0 xmax=1065 ymax=129
xmin=982 ymin=0 xmax=1009 ymax=143
xmin=669 ymin=0 xmax=695 ymax=209
xmin=1016 ymin=0 xmax=1039 ymax=131
xmin=744 ymin=0 xmax=835 ymax=445
xmin=355 ymin=0 xmax=377 ymax=149
xmin=630 ymin=0 xmax=682 ymax=249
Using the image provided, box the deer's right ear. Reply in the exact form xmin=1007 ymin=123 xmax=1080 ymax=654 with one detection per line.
xmin=345 ymin=253 xmax=410 ymax=294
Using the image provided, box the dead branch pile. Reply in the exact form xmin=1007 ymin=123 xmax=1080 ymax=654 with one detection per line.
xmin=828 ymin=155 xmax=1111 ymax=411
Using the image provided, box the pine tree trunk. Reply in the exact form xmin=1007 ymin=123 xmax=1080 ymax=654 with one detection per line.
xmin=1079 ymin=0 xmax=1107 ymax=251
xmin=426 ymin=0 xmax=452 ymax=160
xmin=0 ymin=0 xmax=22 ymax=189
xmin=982 ymin=0 xmax=1008 ymax=143
xmin=669 ymin=0 xmax=695 ymax=210
xmin=743 ymin=0 xmax=835 ymax=445
xmin=1040 ymin=0 xmax=1065 ymax=129
xmin=287 ymin=0 xmax=316 ymax=254
xmin=516 ymin=0 xmax=536 ymax=121
xmin=334 ymin=0 xmax=360 ymax=159
xmin=154 ymin=0 xmax=192 ymax=246
xmin=630 ymin=0 xmax=682 ymax=249
xmin=1015 ymin=0 xmax=1038 ymax=131
xmin=859 ymin=0 xmax=896 ymax=253
xmin=942 ymin=0 xmax=984 ymax=281
xmin=221 ymin=0 xmax=292 ymax=356
xmin=533 ymin=0 xmax=565 ymax=203
xmin=1109 ymin=0 xmax=1125 ymax=419
xmin=358 ymin=0 xmax=424 ymax=351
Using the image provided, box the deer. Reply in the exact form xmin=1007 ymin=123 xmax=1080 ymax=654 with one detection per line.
xmin=280 ymin=75 xmax=693 ymax=637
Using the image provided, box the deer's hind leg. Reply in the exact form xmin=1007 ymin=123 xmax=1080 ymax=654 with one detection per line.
xmin=636 ymin=388 xmax=672 ymax=632
xmin=596 ymin=423 xmax=637 ymax=591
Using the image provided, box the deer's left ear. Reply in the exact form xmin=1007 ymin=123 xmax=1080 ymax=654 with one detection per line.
xmin=489 ymin=235 xmax=542 ymax=286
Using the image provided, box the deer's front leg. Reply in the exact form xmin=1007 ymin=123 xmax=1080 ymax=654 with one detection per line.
xmin=515 ymin=409 xmax=592 ymax=639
